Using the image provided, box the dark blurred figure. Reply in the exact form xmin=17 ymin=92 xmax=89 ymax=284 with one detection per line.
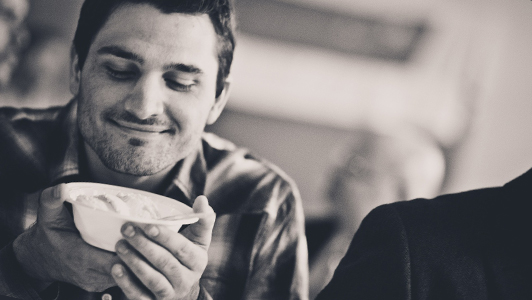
xmin=8 ymin=27 xmax=71 ymax=107
xmin=0 ymin=0 xmax=29 ymax=90
xmin=309 ymin=127 xmax=445 ymax=299
xmin=316 ymin=152 xmax=532 ymax=298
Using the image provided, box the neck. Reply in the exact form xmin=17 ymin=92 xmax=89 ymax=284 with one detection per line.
xmin=83 ymin=142 xmax=172 ymax=193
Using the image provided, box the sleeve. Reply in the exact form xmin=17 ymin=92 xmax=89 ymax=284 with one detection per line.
xmin=315 ymin=204 xmax=411 ymax=300
xmin=0 ymin=242 xmax=43 ymax=300
xmin=241 ymin=180 xmax=309 ymax=300
xmin=0 ymin=184 xmax=45 ymax=300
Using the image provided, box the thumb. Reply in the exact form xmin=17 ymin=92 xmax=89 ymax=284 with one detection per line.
xmin=181 ymin=195 xmax=216 ymax=249
xmin=39 ymin=183 xmax=72 ymax=225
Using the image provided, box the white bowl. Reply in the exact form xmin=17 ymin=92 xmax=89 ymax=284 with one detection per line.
xmin=65 ymin=182 xmax=198 ymax=252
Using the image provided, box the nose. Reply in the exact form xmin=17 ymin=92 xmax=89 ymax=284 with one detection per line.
xmin=124 ymin=74 xmax=165 ymax=120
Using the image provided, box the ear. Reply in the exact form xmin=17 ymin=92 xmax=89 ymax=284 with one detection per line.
xmin=206 ymin=78 xmax=231 ymax=125
xmin=69 ymin=45 xmax=81 ymax=96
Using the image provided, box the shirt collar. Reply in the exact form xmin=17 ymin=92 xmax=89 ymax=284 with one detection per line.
xmin=167 ymin=141 xmax=207 ymax=204
xmin=49 ymin=99 xmax=207 ymax=203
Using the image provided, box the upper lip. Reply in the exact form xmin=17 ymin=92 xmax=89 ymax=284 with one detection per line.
xmin=113 ymin=119 xmax=171 ymax=133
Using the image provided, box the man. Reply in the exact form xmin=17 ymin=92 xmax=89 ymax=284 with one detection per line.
xmin=0 ymin=0 xmax=29 ymax=89
xmin=316 ymin=168 xmax=532 ymax=299
xmin=0 ymin=1 xmax=308 ymax=299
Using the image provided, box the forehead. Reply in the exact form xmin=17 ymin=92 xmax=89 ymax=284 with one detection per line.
xmin=90 ymin=3 xmax=218 ymax=68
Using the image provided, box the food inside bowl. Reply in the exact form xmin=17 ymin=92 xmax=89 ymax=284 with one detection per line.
xmin=75 ymin=191 xmax=161 ymax=219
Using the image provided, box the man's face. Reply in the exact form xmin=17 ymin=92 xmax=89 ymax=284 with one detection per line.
xmin=72 ymin=3 xmax=227 ymax=176
xmin=0 ymin=0 xmax=29 ymax=88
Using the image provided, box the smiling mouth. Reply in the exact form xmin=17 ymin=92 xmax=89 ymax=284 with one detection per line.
xmin=111 ymin=119 xmax=173 ymax=134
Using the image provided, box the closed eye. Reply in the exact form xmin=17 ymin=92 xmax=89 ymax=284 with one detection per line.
xmin=105 ymin=66 xmax=137 ymax=80
xmin=164 ymin=78 xmax=194 ymax=92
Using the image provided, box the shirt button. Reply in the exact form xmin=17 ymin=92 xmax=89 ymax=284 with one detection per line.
xmin=102 ymin=293 xmax=112 ymax=300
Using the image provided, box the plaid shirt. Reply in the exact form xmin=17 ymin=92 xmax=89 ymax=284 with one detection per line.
xmin=0 ymin=100 xmax=309 ymax=300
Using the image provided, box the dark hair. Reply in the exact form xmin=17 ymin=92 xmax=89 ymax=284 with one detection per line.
xmin=73 ymin=0 xmax=236 ymax=97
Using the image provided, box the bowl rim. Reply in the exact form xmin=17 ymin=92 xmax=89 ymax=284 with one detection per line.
xmin=65 ymin=182 xmax=198 ymax=225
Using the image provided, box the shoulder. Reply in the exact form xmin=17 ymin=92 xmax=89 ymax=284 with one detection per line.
xmin=369 ymin=186 xmax=503 ymax=235
xmin=0 ymin=105 xmax=68 ymax=184
xmin=320 ymin=185 xmax=509 ymax=300
xmin=0 ymin=104 xmax=67 ymax=147
xmin=0 ymin=105 xmax=64 ymax=122
xmin=386 ymin=186 xmax=503 ymax=228
xmin=0 ymin=105 xmax=65 ymax=138
xmin=202 ymin=132 xmax=302 ymax=214
xmin=361 ymin=186 xmax=504 ymax=260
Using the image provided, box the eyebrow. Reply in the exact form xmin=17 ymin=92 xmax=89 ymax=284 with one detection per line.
xmin=164 ymin=63 xmax=203 ymax=75
xmin=97 ymin=46 xmax=144 ymax=64
xmin=97 ymin=45 xmax=203 ymax=75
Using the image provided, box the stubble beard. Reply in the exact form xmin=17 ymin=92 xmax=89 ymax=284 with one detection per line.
xmin=78 ymin=104 xmax=184 ymax=177
xmin=88 ymin=136 xmax=173 ymax=176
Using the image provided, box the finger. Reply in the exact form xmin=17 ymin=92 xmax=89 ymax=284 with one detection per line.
xmin=134 ymin=223 xmax=207 ymax=271
xmin=86 ymin=245 xmax=122 ymax=275
xmin=180 ymin=195 xmax=215 ymax=249
xmin=56 ymin=231 xmax=120 ymax=288
xmin=115 ymin=240 xmax=176 ymax=299
xmin=39 ymin=183 xmax=73 ymax=226
xmin=111 ymin=263 xmax=153 ymax=300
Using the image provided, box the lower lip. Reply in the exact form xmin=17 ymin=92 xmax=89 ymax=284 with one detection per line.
xmin=110 ymin=120 xmax=170 ymax=137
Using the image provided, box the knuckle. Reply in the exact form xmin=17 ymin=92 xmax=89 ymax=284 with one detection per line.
xmin=135 ymin=235 xmax=150 ymax=248
xmin=153 ymin=254 xmax=171 ymax=269
xmin=152 ymin=285 xmax=173 ymax=299
xmin=130 ymin=262 xmax=148 ymax=278
xmin=174 ymin=242 xmax=191 ymax=258
xmin=157 ymin=231 xmax=172 ymax=245
xmin=166 ymin=259 xmax=182 ymax=275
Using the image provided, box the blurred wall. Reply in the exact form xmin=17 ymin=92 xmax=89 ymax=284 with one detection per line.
xmin=444 ymin=0 xmax=532 ymax=193
xmin=26 ymin=0 xmax=82 ymax=38
xmin=208 ymin=110 xmax=355 ymax=219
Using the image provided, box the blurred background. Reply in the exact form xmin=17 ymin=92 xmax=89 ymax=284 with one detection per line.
xmin=2 ymin=0 xmax=532 ymax=298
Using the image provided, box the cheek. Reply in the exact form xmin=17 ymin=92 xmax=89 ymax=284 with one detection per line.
xmin=80 ymin=75 xmax=121 ymax=109
xmin=77 ymin=94 xmax=98 ymax=131
xmin=78 ymin=81 xmax=109 ymax=126
xmin=166 ymin=100 xmax=213 ymax=128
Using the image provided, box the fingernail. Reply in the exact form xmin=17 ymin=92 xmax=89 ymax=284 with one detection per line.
xmin=123 ymin=225 xmax=135 ymax=237
xmin=117 ymin=243 xmax=129 ymax=254
xmin=112 ymin=264 xmax=124 ymax=277
xmin=147 ymin=225 xmax=159 ymax=237
xmin=53 ymin=185 xmax=61 ymax=199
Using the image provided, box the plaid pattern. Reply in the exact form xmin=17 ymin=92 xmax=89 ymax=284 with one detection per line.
xmin=0 ymin=100 xmax=309 ymax=300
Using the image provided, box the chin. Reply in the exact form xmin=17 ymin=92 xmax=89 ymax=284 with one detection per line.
xmin=107 ymin=156 xmax=171 ymax=176
xmin=97 ymin=143 xmax=174 ymax=176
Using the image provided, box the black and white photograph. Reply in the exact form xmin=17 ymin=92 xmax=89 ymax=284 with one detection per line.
xmin=1 ymin=0 xmax=531 ymax=299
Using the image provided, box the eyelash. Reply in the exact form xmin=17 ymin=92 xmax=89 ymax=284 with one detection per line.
xmin=105 ymin=66 xmax=194 ymax=92
xmin=165 ymin=79 xmax=194 ymax=92
xmin=105 ymin=67 xmax=136 ymax=80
